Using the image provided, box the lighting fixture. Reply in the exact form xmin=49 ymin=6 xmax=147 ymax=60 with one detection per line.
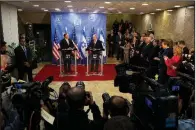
xmin=99 ymin=6 xmax=104 ymax=8
xmin=108 ymin=8 xmax=115 ymax=10
xmin=118 ymin=11 xmax=122 ymax=14
xmin=174 ymin=5 xmax=180 ymax=8
xmin=55 ymin=8 xmax=61 ymax=11
xmin=18 ymin=9 xmax=23 ymax=11
xmin=140 ymin=12 xmax=144 ymax=14
xmin=41 ymin=8 xmax=45 ymax=10
xmin=156 ymin=9 xmax=161 ymax=11
xmin=70 ymin=9 xmax=74 ymax=12
xmin=33 ymin=5 xmax=39 ymax=7
xmin=150 ymin=13 xmax=155 ymax=15
xmin=130 ymin=7 xmax=135 ymax=10
xmin=142 ymin=3 xmax=148 ymax=6
xmin=64 ymin=1 xmax=71 ymax=2
xmin=23 ymin=1 xmax=29 ymax=2
xmin=105 ymin=2 xmax=111 ymax=4
xmin=187 ymin=6 xmax=194 ymax=9
xmin=67 ymin=5 xmax=73 ymax=8
xmin=167 ymin=9 xmax=173 ymax=12
xmin=44 ymin=9 xmax=48 ymax=12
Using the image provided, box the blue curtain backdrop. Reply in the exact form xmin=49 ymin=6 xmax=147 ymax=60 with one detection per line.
xmin=51 ymin=13 xmax=106 ymax=64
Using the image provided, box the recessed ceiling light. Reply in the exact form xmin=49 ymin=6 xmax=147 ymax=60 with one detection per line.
xmin=67 ymin=5 xmax=73 ymax=8
xmin=82 ymin=9 xmax=87 ymax=11
xmin=187 ymin=6 xmax=194 ymax=9
xmin=18 ymin=9 xmax=23 ymax=11
xmin=118 ymin=12 xmax=122 ymax=14
xmin=99 ymin=7 xmax=104 ymax=8
xmin=64 ymin=1 xmax=71 ymax=2
xmin=108 ymin=8 xmax=115 ymax=10
xmin=174 ymin=5 xmax=180 ymax=8
xmin=142 ymin=3 xmax=148 ymax=6
xmin=23 ymin=1 xmax=29 ymax=2
xmin=33 ymin=5 xmax=39 ymax=7
xmin=140 ymin=12 xmax=144 ymax=14
xmin=156 ymin=9 xmax=162 ymax=11
xmin=150 ymin=13 xmax=155 ymax=15
xmin=41 ymin=8 xmax=45 ymax=10
xmin=105 ymin=2 xmax=111 ymax=4
xmin=44 ymin=9 xmax=48 ymax=12
xmin=55 ymin=8 xmax=61 ymax=11
xmin=70 ymin=9 xmax=74 ymax=12
xmin=167 ymin=9 xmax=173 ymax=12
xmin=130 ymin=8 xmax=135 ymax=10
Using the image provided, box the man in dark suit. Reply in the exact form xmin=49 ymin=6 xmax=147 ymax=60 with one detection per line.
xmin=156 ymin=39 xmax=173 ymax=84
xmin=87 ymin=34 xmax=104 ymax=72
xmin=178 ymin=40 xmax=189 ymax=54
xmin=14 ymin=36 xmax=33 ymax=82
xmin=141 ymin=37 xmax=154 ymax=63
xmin=116 ymin=31 xmax=125 ymax=61
xmin=60 ymin=33 xmax=75 ymax=73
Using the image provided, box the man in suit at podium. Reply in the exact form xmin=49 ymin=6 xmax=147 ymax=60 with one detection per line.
xmin=60 ymin=33 xmax=74 ymax=73
xmin=87 ymin=34 xmax=104 ymax=72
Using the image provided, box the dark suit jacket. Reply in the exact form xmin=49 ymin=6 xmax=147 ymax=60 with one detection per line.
xmin=107 ymin=34 xmax=115 ymax=45
xmin=159 ymin=47 xmax=173 ymax=69
xmin=14 ymin=45 xmax=32 ymax=69
xmin=116 ymin=34 xmax=125 ymax=46
xmin=142 ymin=42 xmax=154 ymax=60
xmin=183 ymin=47 xmax=189 ymax=54
xmin=60 ymin=38 xmax=75 ymax=56
xmin=149 ymin=45 xmax=160 ymax=66
xmin=87 ymin=40 xmax=104 ymax=50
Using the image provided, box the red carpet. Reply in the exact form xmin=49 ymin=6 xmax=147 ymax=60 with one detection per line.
xmin=34 ymin=64 xmax=116 ymax=81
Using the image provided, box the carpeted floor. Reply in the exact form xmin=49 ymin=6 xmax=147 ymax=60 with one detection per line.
xmin=34 ymin=64 xmax=116 ymax=81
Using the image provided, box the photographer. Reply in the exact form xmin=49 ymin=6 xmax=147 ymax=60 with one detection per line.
xmin=103 ymin=96 xmax=135 ymax=130
xmin=57 ymin=87 xmax=102 ymax=130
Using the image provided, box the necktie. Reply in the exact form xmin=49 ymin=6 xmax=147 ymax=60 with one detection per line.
xmin=23 ymin=47 xmax=27 ymax=57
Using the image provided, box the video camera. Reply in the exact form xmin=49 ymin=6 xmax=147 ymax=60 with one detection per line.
xmin=114 ymin=64 xmax=178 ymax=130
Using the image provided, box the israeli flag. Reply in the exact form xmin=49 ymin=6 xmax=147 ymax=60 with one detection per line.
xmin=99 ymin=30 xmax=106 ymax=57
xmin=81 ymin=27 xmax=87 ymax=58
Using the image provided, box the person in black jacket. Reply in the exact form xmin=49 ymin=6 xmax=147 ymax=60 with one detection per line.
xmin=107 ymin=30 xmax=115 ymax=57
xmin=141 ymin=37 xmax=153 ymax=67
xmin=60 ymin=33 xmax=75 ymax=73
xmin=178 ymin=40 xmax=189 ymax=55
xmin=57 ymin=87 xmax=102 ymax=130
xmin=146 ymin=40 xmax=160 ymax=78
xmin=14 ymin=36 xmax=33 ymax=81
xmin=156 ymin=39 xmax=173 ymax=84
xmin=87 ymin=34 xmax=104 ymax=72
xmin=116 ymin=31 xmax=125 ymax=61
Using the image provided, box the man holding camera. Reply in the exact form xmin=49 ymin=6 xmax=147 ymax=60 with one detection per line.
xmin=57 ymin=87 xmax=102 ymax=130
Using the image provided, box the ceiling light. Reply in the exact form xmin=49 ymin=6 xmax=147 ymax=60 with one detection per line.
xmin=130 ymin=8 xmax=135 ymax=10
xmin=156 ymin=9 xmax=162 ymax=11
xmin=67 ymin=5 xmax=73 ymax=8
xmin=105 ymin=2 xmax=111 ymax=4
xmin=174 ymin=5 xmax=180 ymax=8
xmin=64 ymin=1 xmax=71 ymax=2
xmin=82 ymin=9 xmax=86 ymax=11
xmin=187 ymin=6 xmax=194 ymax=9
xmin=167 ymin=9 xmax=173 ymax=12
xmin=142 ymin=3 xmax=148 ymax=6
xmin=99 ymin=7 xmax=104 ymax=8
xmin=55 ymin=8 xmax=61 ymax=11
xmin=108 ymin=8 xmax=115 ymax=10
xmin=23 ymin=1 xmax=29 ymax=2
xmin=41 ymin=8 xmax=45 ymax=10
xmin=44 ymin=9 xmax=48 ymax=12
xmin=33 ymin=5 xmax=39 ymax=7
xmin=18 ymin=9 xmax=23 ymax=11
xmin=70 ymin=9 xmax=74 ymax=12
xmin=150 ymin=13 xmax=155 ymax=15
xmin=118 ymin=12 xmax=122 ymax=14
xmin=140 ymin=12 xmax=144 ymax=14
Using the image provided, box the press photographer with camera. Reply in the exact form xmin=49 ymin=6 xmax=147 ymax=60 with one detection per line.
xmin=57 ymin=87 xmax=102 ymax=130
xmin=102 ymin=93 xmax=135 ymax=130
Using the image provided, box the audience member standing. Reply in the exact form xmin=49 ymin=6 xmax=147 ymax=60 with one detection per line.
xmin=112 ymin=20 xmax=119 ymax=36
xmin=116 ymin=31 xmax=125 ymax=61
xmin=14 ymin=35 xmax=33 ymax=82
xmin=178 ymin=40 xmax=189 ymax=54
xmin=107 ymin=30 xmax=115 ymax=57
xmin=157 ymin=39 xmax=173 ymax=84
xmin=164 ymin=46 xmax=182 ymax=77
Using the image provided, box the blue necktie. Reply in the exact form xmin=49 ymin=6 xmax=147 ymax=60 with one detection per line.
xmin=23 ymin=47 xmax=27 ymax=57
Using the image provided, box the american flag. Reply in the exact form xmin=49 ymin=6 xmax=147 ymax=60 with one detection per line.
xmin=52 ymin=29 xmax=60 ymax=61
